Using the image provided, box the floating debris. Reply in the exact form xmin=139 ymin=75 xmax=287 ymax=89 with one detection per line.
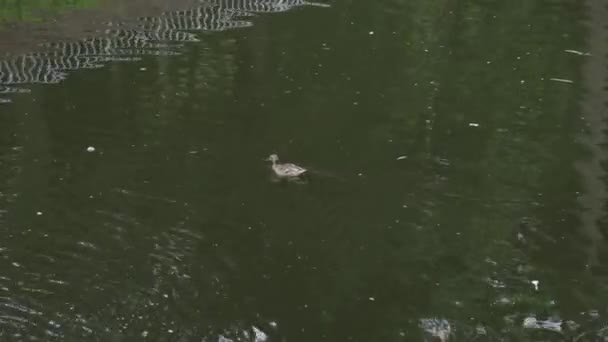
xmin=484 ymin=257 xmax=497 ymax=265
xmin=86 ymin=146 xmax=96 ymax=152
xmin=495 ymin=296 xmax=513 ymax=305
xmin=468 ymin=123 xmax=480 ymax=127
xmin=564 ymin=49 xmax=591 ymax=56
xmin=396 ymin=155 xmax=408 ymax=160
xmin=486 ymin=278 xmax=506 ymax=288
xmin=531 ymin=280 xmax=539 ymax=291
xmin=77 ymin=241 xmax=98 ymax=250
xmin=549 ymin=78 xmax=574 ymax=84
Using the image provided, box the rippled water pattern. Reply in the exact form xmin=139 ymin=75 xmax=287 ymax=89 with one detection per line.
xmin=0 ymin=0 xmax=327 ymax=103
xmin=1 ymin=0 xmax=607 ymax=341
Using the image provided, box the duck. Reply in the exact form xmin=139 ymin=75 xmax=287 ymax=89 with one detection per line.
xmin=266 ymin=154 xmax=307 ymax=177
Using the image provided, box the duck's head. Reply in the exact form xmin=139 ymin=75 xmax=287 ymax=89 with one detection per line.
xmin=266 ymin=154 xmax=279 ymax=163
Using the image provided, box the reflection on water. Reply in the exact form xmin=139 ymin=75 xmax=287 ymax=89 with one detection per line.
xmin=574 ymin=0 xmax=608 ymax=269
xmin=419 ymin=318 xmax=451 ymax=342
xmin=206 ymin=0 xmax=330 ymax=12
xmin=0 ymin=0 xmax=607 ymax=340
xmin=0 ymin=0 xmax=328 ymax=103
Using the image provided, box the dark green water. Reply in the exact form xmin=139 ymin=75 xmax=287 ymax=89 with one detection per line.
xmin=1 ymin=0 xmax=608 ymax=340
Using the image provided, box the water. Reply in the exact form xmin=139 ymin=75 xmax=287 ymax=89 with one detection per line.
xmin=0 ymin=0 xmax=607 ymax=340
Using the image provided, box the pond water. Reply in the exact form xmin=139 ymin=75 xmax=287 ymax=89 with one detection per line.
xmin=1 ymin=0 xmax=607 ymax=340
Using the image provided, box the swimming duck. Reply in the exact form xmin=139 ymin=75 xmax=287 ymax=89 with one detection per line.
xmin=266 ymin=154 xmax=307 ymax=177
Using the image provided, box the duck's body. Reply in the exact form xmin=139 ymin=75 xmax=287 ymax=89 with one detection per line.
xmin=267 ymin=154 xmax=307 ymax=177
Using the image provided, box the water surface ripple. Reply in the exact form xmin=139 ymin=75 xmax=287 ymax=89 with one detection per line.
xmin=0 ymin=0 xmax=328 ymax=103
xmin=0 ymin=0 xmax=607 ymax=341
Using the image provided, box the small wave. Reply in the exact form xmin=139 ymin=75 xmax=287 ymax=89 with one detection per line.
xmin=522 ymin=316 xmax=563 ymax=333
xmin=0 ymin=0 xmax=329 ymax=103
